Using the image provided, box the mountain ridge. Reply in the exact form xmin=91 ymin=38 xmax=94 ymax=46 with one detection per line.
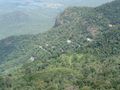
xmin=0 ymin=0 xmax=114 ymax=39
xmin=0 ymin=0 xmax=120 ymax=90
xmin=0 ymin=0 xmax=119 ymax=72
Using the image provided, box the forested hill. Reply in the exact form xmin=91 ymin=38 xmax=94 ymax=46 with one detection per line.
xmin=95 ymin=0 xmax=120 ymax=24
xmin=0 ymin=0 xmax=120 ymax=90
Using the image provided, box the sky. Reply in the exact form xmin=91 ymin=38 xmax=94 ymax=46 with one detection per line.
xmin=0 ymin=0 xmax=114 ymax=8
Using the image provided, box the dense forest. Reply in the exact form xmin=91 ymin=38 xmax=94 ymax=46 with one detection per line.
xmin=0 ymin=0 xmax=120 ymax=90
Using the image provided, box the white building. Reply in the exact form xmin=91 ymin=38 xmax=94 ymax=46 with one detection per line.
xmin=87 ymin=38 xmax=93 ymax=42
xmin=67 ymin=40 xmax=72 ymax=44
xmin=109 ymin=24 xmax=113 ymax=28
xmin=30 ymin=56 xmax=35 ymax=62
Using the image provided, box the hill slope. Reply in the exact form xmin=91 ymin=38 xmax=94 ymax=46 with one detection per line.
xmin=0 ymin=0 xmax=120 ymax=90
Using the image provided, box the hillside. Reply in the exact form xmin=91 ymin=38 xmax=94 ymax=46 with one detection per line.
xmin=0 ymin=0 xmax=120 ymax=90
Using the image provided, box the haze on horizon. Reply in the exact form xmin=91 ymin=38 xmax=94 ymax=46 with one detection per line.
xmin=0 ymin=0 xmax=113 ymax=39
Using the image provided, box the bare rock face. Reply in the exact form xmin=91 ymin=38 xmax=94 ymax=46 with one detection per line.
xmin=87 ymin=26 xmax=99 ymax=37
xmin=54 ymin=8 xmax=76 ymax=27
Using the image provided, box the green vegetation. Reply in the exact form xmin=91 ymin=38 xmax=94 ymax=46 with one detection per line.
xmin=0 ymin=53 xmax=120 ymax=90
xmin=0 ymin=0 xmax=120 ymax=90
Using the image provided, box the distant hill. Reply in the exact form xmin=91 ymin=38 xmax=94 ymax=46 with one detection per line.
xmin=0 ymin=0 xmax=113 ymax=39
xmin=0 ymin=11 xmax=29 ymax=24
